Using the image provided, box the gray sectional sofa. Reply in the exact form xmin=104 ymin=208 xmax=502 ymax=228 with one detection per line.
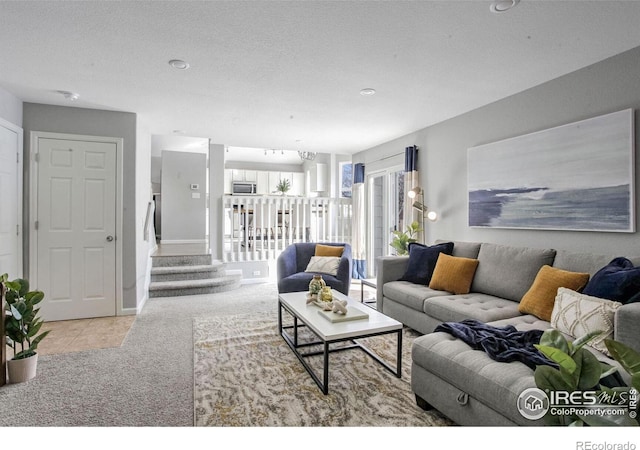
xmin=376 ymin=240 xmax=640 ymax=426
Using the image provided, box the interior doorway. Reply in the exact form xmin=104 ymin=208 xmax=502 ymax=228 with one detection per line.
xmin=30 ymin=132 xmax=122 ymax=321
xmin=0 ymin=118 xmax=22 ymax=279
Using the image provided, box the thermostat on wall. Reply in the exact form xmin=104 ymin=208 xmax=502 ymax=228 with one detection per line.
xmin=190 ymin=184 xmax=199 ymax=190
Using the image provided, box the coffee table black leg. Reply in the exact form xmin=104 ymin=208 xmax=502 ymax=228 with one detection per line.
xmin=323 ymin=341 xmax=330 ymax=395
xmin=396 ymin=329 xmax=402 ymax=378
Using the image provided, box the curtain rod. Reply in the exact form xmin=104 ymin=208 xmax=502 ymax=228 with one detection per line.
xmin=363 ymin=151 xmax=404 ymax=164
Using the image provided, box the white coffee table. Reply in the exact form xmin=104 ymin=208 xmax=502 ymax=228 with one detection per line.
xmin=278 ymin=290 xmax=403 ymax=395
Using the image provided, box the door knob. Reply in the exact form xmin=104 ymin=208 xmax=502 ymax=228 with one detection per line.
xmin=106 ymin=235 xmax=114 ymax=242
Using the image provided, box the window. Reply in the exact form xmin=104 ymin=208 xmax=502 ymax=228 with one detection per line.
xmin=339 ymin=162 xmax=353 ymax=198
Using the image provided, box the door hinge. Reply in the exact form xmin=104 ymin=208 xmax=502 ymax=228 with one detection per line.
xmin=34 ymin=152 xmax=39 ymax=162
xmin=17 ymin=152 xmax=19 ymax=163
xmin=16 ymin=224 xmax=19 ymax=236
xmin=35 ymin=220 xmax=39 ymax=230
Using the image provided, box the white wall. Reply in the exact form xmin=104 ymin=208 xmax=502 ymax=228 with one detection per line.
xmin=160 ymin=150 xmax=207 ymax=242
xmin=135 ymin=118 xmax=154 ymax=312
xmin=354 ymin=45 xmax=640 ymax=256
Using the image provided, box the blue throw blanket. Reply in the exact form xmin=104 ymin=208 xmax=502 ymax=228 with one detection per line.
xmin=434 ymin=319 xmax=556 ymax=370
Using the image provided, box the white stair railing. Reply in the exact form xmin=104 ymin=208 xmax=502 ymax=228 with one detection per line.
xmin=222 ymin=195 xmax=352 ymax=262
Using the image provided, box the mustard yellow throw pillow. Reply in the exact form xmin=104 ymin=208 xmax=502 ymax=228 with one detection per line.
xmin=315 ymin=244 xmax=344 ymax=257
xmin=429 ymin=253 xmax=480 ymax=295
xmin=518 ymin=265 xmax=590 ymax=321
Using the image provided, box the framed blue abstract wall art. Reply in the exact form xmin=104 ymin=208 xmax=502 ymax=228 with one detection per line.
xmin=468 ymin=109 xmax=635 ymax=232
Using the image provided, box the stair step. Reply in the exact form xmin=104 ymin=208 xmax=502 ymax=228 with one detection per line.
xmin=148 ymin=272 xmax=242 ymax=298
xmin=151 ymin=254 xmax=212 ymax=267
xmin=150 ymin=263 xmax=226 ymax=281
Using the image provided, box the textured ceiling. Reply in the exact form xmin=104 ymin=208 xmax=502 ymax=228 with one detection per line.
xmin=2 ymin=1 xmax=640 ymax=155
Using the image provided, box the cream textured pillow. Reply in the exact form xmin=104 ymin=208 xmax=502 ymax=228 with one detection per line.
xmin=551 ymin=287 xmax=622 ymax=357
xmin=305 ymin=256 xmax=341 ymax=276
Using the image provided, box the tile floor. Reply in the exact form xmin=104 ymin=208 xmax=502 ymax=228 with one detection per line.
xmin=6 ymin=316 xmax=136 ymax=357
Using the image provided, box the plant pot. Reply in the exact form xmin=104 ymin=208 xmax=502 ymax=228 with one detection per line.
xmin=7 ymin=354 xmax=38 ymax=383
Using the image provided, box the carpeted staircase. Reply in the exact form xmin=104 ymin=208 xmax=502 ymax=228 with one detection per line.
xmin=149 ymin=253 xmax=242 ymax=298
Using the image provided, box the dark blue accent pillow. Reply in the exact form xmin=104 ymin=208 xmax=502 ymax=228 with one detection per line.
xmin=582 ymin=257 xmax=640 ymax=304
xmin=399 ymin=242 xmax=454 ymax=285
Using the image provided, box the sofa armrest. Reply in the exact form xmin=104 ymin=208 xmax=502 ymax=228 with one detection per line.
xmin=276 ymin=244 xmax=298 ymax=280
xmin=614 ymin=303 xmax=640 ymax=353
xmin=375 ymin=256 xmax=409 ymax=311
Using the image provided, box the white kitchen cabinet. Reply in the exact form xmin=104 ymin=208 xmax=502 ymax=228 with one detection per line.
xmin=256 ymin=171 xmax=269 ymax=195
xmin=291 ymin=172 xmax=304 ymax=196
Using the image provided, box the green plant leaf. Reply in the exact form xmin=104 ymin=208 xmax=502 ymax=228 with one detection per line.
xmin=539 ymin=329 xmax=571 ymax=355
xmin=572 ymin=330 xmax=604 ymax=351
xmin=535 ymin=365 xmax=572 ymax=392
xmin=535 ymin=344 xmax=577 ymax=374
xmin=605 ymin=339 xmax=640 ymax=376
xmin=632 ymin=373 xmax=640 ymax=392
xmin=574 ymin=348 xmax=603 ymax=391
xmin=600 ymin=363 xmax=620 ymax=380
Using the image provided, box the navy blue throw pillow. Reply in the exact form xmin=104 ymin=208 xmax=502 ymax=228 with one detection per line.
xmin=399 ymin=242 xmax=454 ymax=285
xmin=582 ymin=257 xmax=640 ymax=304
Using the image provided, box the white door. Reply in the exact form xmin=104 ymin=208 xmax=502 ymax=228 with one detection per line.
xmin=0 ymin=120 xmax=22 ymax=279
xmin=35 ymin=137 xmax=117 ymax=321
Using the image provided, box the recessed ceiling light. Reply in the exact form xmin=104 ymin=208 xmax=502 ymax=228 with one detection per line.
xmin=490 ymin=0 xmax=519 ymax=13
xmin=173 ymin=130 xmax=184 ymax=134
xmin=360 ymin=88 xmax=376 ymax=96
xmin=57 ymin=90 xmax=79 ymax=101
xmin=168 ymin=59 xmax=190 ymax=70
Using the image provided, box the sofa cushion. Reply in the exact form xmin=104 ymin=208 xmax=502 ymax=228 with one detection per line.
xmin=423 ymin=293 xmax=522 ymax=324
xmin=487 ymin=314 xmax=551 ymax=332
xmin=582 ymin=257 xmax=640 ymax=304
xmin=411 ymin=332 xmax=537 ymax=426
xmin=471 ymin=243 xmax=556 ymax=302
xmin=382 ymin=281 xmax=449 ymax=311
xmin=436 ymin=239 xmax=482 ymax=259
xmin=518 ymin=265 xmax=590 ymax=321
xmin=429 ymin=254 xmax=479 ymax=295
xmin=399 ymin=241 xmax=454 ymax=285
xmin=551 ymin=287 xmax=622 ymax=357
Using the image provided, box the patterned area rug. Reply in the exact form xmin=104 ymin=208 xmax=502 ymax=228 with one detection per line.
xmin=193 ymin=312 xmax=454 ymax=426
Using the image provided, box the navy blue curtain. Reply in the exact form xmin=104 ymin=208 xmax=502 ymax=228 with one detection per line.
xmin=403 ymin=146 xmax=420 ymax=237
xmin=351 ymin=163 xmax=367 ymax=279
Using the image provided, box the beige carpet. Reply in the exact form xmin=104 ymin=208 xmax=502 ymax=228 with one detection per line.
xmin=193 ymin=312 xmax=454 ymax=427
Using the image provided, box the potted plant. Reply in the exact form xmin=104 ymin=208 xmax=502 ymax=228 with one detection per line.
xmin=275 ymin=178 xmax=291 ymax=195
xmin=1 ymin=273 xmax=50 ymax=383
xmin=389 ymin=221 xmax=422 ymax=255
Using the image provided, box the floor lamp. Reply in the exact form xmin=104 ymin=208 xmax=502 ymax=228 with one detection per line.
xmin=408 ymin=187 xmax=438 ymax=244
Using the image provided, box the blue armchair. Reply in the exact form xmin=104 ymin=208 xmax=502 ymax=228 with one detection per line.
xmin=276 ymin=242 xmax=352 ymax=295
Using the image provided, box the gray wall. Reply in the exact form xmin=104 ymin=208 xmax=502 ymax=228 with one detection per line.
xmin=0 ymin=86 xmax=22 ymax=127
xmin=161 ymin=150 xmax=207 ymax=242
xmin=355 ymin=45 xmax=640 ymax=256
xmin=22 ymin=103 xmax=139 ymax=310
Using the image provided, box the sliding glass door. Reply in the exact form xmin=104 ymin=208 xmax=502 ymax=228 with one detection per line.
xmin=366 ymin=166 xmax=404 ymax=278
